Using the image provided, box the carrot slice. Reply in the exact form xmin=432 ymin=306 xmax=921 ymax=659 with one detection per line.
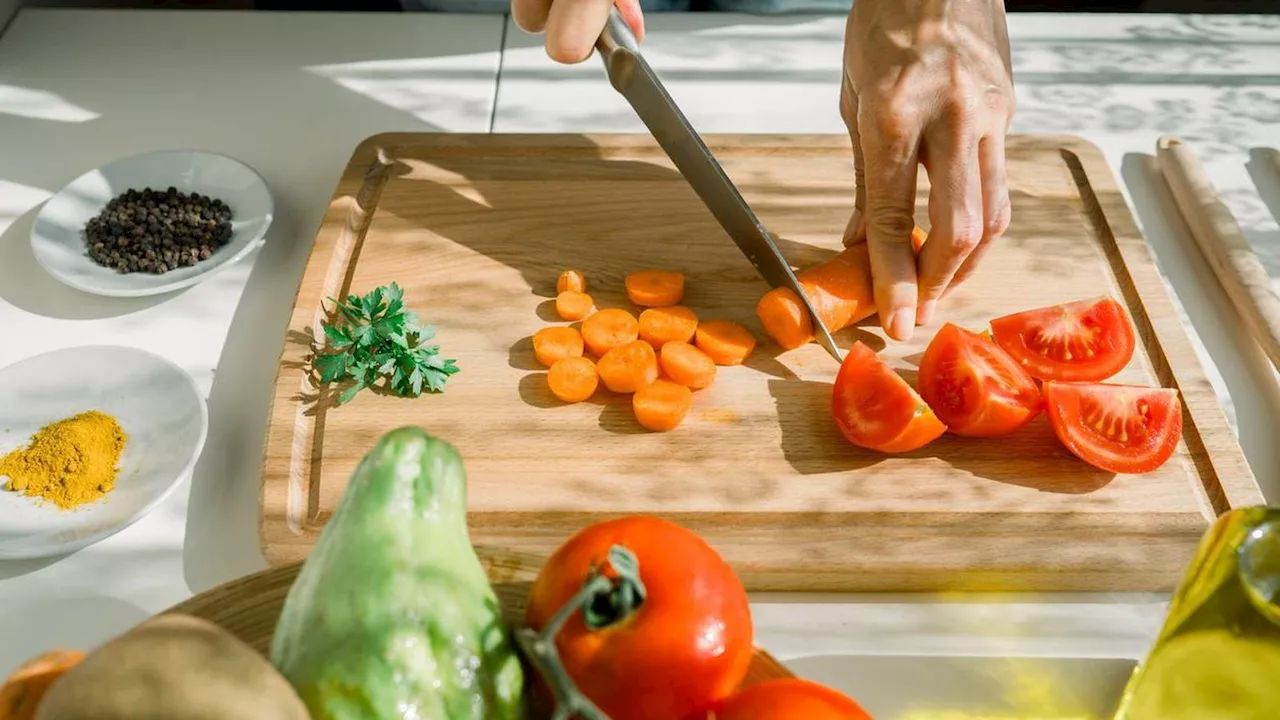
xmin=632 ymin=379 xmax=694 ymax=432
xmin=556 ymin=291 xmax=594 ymax=321
xmin=596 ymin=340 xmax=659 ymax=394
xmin=625 ymin=269 xmax=685 ymax=307
xmin=659 ymin=341 xmax=717 ymax=390
xmin=756 ymin=226 xmax=927 ymax=351
xmin=638 ymin=305 xmax=699 ymax=349
xmin=556 ymin=269 xmax=587 ymax=294
xmin=695 ymin=320 xmax=757 ymax=366
xmin=547 ymin=356 xmax=599 ymax=403
xmin=911 ymin=226 xmax=928 ymax=253
xmin=532 ymin=326 xmax=584 ymax=368
xmin=581 ymin=308 xmax=640 ymax=357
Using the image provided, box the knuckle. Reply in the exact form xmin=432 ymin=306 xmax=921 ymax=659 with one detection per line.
xmin=951 ymin=217 xmax=983 ymax=252
xmin=865 ymin=209 xmax=917 ymax=246
xmin=986 ymin=198 xmax=1012 ymax=238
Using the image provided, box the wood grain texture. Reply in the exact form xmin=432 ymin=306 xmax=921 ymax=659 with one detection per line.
xmin=259 ymin=133 xmax=1262 ymax=592
xmin=164 ymin=546 xmax=793 ymax=701
xmin=1156 ymin=136 xmax=1280 ymax=373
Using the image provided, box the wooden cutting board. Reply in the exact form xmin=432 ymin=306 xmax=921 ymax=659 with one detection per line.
xmin=259 ymin=133 xmax=1262 ymax=592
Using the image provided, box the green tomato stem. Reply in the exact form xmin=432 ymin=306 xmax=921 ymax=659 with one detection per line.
xmin=515 ymin=544 xmax=648 ymax=720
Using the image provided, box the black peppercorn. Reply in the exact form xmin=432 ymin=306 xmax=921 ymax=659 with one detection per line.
xmin=83 ymin=187 xmax=234 ymax=275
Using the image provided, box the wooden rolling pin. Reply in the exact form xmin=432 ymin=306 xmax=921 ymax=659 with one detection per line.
xmin=1155 ymin=136 xmax=1280 ymax=371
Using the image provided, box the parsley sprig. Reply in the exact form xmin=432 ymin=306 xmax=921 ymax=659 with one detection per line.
xmin=314 ymin=283 xmax=460 ymax=405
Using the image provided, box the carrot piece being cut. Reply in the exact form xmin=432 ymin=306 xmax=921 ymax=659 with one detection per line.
xmin=548 ymin=356 xmax=599 ymax=403
xmin=695 ymin=320 xmax=757 ymax=366
xmin=633 ymin=379 xmax=694 ymax=432
xmin=625 ymin=269 xmax=685 ymax=307
xmin=556 ymin=291 xmax=594 ymax=321
xmin=596 ymin=340 xmax=659 ymax=394
xmin=638 ymin=305 xmax=699 ymax=349
xmin=532 ymin=326 xmax=584 ymax=368
xmin=581 ymin=308 xmax=640 ymax=357
xmin=556 ymin=269 xmax=587 ymax=294
xmin=659 ymin=341 xmax=717 ymax=390
xmin=756 ymin=226 xmax=928 ymax=351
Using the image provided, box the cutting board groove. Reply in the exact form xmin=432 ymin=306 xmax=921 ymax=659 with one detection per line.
xmin=260 ymin=133 xmax=1262 ymax=592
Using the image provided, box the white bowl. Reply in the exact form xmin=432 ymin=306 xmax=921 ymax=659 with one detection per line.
xmin=0 ymin=346 xmax=208 ymax=558
xmin=30 ymin=150 xmax=273 ymax=298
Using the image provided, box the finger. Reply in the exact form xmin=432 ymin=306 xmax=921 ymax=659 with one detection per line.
xmin=916 ymin=120 xmax=982 ymax=326
xmin=545 ymin=0 xmax=614 ymax=64
xmin=859 ymin=101 xmax=922 ymax=341
xmin=511 ymin=0 xmax=553 ymax=34
xmin=949 ymin=133 xmax=1011 ymax=291
xmin=615 ymin=0 xmax=646 ymax=43
xmin=839 ymin=70 xmax=866 ymax=247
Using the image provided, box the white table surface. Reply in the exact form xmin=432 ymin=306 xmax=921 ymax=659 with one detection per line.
xmin=1 ymin=7 xmax=1278 ymax=716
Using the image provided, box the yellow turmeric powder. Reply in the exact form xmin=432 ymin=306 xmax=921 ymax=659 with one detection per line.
xmin=0 ymin=411 xmax=127 ymax=511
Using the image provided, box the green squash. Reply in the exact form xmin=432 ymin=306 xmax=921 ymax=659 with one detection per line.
xmin=269 ymin=427 xmax=525 ymax=719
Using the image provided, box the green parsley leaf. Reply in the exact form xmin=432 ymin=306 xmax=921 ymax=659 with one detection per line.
xmin=314 ymin=283 xmax=460 ymax=405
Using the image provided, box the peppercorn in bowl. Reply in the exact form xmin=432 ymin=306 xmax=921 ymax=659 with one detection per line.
xmin=0 ymin=346 xmax=208 ymax=558
xmin=29 ymin=150 xmax=273 ymax=298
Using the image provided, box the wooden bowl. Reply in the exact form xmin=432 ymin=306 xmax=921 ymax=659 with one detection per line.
xmin=165 ymin=545 xmax=793 ymax=706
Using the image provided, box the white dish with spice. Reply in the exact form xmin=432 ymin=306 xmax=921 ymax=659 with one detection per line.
xmin=29 ymin=149 xmax=274 ymax=298
xmin=0 ymin=346 xmax=208 ymax=559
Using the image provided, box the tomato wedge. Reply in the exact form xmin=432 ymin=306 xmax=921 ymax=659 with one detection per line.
xmin=990 ymin=296 xmax=1136 ymax=382
xmin=918 ymin=323 xmax=1042 ymax=437
xmin=832 ymin=342 xmax=946 ymax=453
xmin=695 ymin=678 xmax=872 ymax=720
xmin=1042 ymin=381 xmax=1183 ymax=474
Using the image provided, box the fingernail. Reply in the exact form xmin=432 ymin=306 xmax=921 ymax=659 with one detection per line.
xmin=888 ymin=308 xmax=914 ymax=341
xmin=917 ymin=300 xmax=937 ymax=326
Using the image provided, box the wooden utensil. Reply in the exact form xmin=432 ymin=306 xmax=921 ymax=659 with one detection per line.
xmin=1155 ymin=136 xmax=1280 ymax=373
xmin=163 ymin=546 xmax=795 ymax=705
xmin=261 ymin=133 xmax=1262 ymax=592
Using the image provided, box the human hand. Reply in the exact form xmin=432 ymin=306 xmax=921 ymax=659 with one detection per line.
xmin=511 ymin=0 xmax=646 ymax=64
xmin=840 ymin=0 xmax=1014 ymax=341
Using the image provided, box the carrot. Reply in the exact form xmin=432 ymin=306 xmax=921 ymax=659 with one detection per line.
xmin=0 ymin=649 xmax=84 ymax=720
xmin=556 ymin=269 xmax=587 ymax=294
xmin=632 ymin=379 xmax=694 ymax=432
xmin=556 ymin=291 xmax=594 ymax=321
xmin=596 ymin=340 xmax=659 ymax=394
xmin=659 ymin=341 xmax=717 ymax=390
xmin=695 ymin=320 xmax=757 ymax=366
xmin=532 ymin=326 xmax=584 ymax=368
xmin=581 ymin=308 xmax=640 ymax=357
xmin=548 ymin=356 xmax=599 ymax=403
xmin=638 ymin=305 xmax=699 ymax=349
xmin=756 ymin=227 xmax=927 ymax=351
xmin=625 ymin=269 xmax=685 ymax=307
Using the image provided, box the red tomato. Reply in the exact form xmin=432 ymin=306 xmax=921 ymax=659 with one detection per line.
xmin=917 ymin=323 xmax=1042 ymax=437
xmin=1042 ymin=381 xmax=1183 ymax=474
xmin=524 ymin=516 xmax=753 ymax=720
xmin=989 ymin=296 xmax=1136 ymax=382
xmin=696 ymin=679 xmax=873 ymax=720
xmin=832 ymin=342 xmax=946 ymax=453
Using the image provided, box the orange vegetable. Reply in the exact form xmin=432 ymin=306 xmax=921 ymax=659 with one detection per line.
xmin=632 ymin=379 xmax=694 ymax=431
xmin=556 ymin=269 xmax=587 ymax=294
xmin=0 ymin=649 xmax=84 ymax=720
xmin=659 ymin=341 xmax=717 ymax=390
xmin=532 ymin=326 xmax=584 ymax=368
xmin=638 ymin=306 xmax=699 ymax=349
xmin=625 ymin=269 xmax=685 ymax=307
xmin=548 ymin=356 xmax=599 ymax=403
xmin=581 ymin=308 xmax=640 ymax=357
xmin=755 ymin=226 xmax=928 ymax=351
xmin=597 ymin=341 xmax=659 ymax=394
xmin=555 ymin=291 xmax=594 ymax=321
xmin=694 ymin=320 xmax=757 ymax=366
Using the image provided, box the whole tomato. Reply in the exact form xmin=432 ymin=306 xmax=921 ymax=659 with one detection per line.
xmin=524 ymin=516 xmax=753 ymax=720
xmin=696 ymin=678 xmax=873 ymax=719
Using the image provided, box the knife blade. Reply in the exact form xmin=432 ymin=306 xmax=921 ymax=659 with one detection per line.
xmin=594 ymin=9 xmax=843 ymax=364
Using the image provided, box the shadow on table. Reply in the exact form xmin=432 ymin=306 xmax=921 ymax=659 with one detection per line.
xmin=1122 ymin=152 xmax=1280 ymax=503
xmin=0 ymin=595 xmax=149 ymax=673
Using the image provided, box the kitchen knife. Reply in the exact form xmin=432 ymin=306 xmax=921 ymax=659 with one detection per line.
xmin=595 ymin=9 xmax=843 ymax=363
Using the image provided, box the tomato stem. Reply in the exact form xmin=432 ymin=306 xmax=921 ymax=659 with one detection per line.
xmin=515 ymin=544 xmax=646 ymax=720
